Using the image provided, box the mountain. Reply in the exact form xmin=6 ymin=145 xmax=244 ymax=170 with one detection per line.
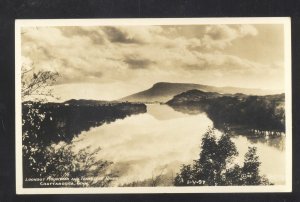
xmin=166 ymin=89 xmax=221 ymax=105
xmin=119 ymin=82 xmax=278 ymax=103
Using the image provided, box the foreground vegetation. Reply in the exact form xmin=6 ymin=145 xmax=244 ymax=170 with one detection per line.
xmin=22 ymin=101 xmax=146 ymax=187
xmin=174 ymin=128 xmax=271 ymax=186
xmin=119 ymin=127 xmax=271 ymax=187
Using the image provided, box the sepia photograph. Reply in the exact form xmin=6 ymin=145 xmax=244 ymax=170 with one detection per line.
xmin=15 ymin=18 xmax=292 ymax=194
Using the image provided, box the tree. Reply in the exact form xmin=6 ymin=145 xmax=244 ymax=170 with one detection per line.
xmin=23 ymin=143 xmax=117 ymax=188
xmin=194 ymin=128 xmax=220 ymax=185
xmin=21 ymin=63 xmax=117 ymax=187
xmin=174 ymin=164 xmax=194 ymax=186
xmin=21 ymin=63 xmax=59 ymax=101
xmin=22 ymin=63 xmax=60 ymax=181
xmin=174 ymin=128 xmax=271 ymax=186
xmin=194 ymin=128 xmax=238 ymax=186
xmin=241 ymin=147 xmax=270 ymax=185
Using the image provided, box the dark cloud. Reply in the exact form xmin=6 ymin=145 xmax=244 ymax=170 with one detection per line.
xmin=124 ymin=57 xmax=155 ymax=69
xmin=103 ymin=27 xmax=141 ymax=44
xmin=91 ymin=71 xmax=103 ymax=78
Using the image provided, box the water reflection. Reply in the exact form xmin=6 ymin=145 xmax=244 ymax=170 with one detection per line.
xmin=72 ymin=104 xmax=285 ymax=186
xmin=147 ymin=104 xmax=190 ymax=120
xmin=232 ymin=136 xmax=285 ymax=185
xmin=169 ymin=104 xmax=285 ymax=150
xmin=22 ymin=103 xmax=146 ymax=146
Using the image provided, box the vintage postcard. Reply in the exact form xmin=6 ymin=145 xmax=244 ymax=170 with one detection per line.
xmin=15 ymin=18 xmax=292 ymax=194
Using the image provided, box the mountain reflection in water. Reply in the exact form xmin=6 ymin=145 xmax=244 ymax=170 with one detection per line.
xmin=70 ymin=104 xmax=285 ymax=186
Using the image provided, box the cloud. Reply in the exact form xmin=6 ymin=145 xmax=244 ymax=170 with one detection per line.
xmin=202 ymin=25 xmax=258 ymax=49
xmin=102 ymin=26 xmax=163 ymax=44
xmin=58 ymin=26 xmax=107 ymax=45
xmin=238 ymin=24 xmax=258 ymax=36
xmin=124 ymin=56 xmax=155 ymax=69
xmin=103 ymin=27 xmax=141 ymax=44
xmin=21 ymin=24 xmax=284 ymax=98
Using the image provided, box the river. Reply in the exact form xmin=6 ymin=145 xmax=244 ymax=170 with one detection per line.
xmin=72 ymin=104 xmax=285 ymax=186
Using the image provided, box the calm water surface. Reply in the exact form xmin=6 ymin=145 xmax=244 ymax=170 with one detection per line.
xmin=73 ymin=104 xmax=285 ymax=185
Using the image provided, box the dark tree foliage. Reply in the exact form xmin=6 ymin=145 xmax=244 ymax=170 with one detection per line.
xmin=241 ymin=147 xmax=266 ymax=185
xmin=22 ymin=102 xmax=146 ymax=187
xmin=168 ymin=90 xmax=285 ymax=132
xmin=22 ymin=101 xmax=119 ymax=188
xmin=21 ymin=66 xmax=120 ymax=187
xmin=174 ymin=164 xmax=194 ymax=186
xmin=22 ymin=102 xmax=146 ymax=145
xmin=43 ymin=144 xmax=117 ymax=187
xmin=174 ymin=128 xmax=271 ymax=186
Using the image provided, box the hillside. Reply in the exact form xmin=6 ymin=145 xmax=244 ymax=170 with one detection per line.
xmin=119 ymin=82 xmax=278 ymax=103
xmin=167 ymin=89 xmax=285 ymax=132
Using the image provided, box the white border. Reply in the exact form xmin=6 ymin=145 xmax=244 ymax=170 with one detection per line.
xmin=15 ymin=17 xmax=292 ymax=194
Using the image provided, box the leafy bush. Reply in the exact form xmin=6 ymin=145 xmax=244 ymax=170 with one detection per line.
xmin=174 ymin=128 xmax=271 ymax=186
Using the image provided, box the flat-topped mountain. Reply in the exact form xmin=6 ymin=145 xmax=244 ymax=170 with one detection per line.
xmin=119 ymin=82 xmax=277 ymax=103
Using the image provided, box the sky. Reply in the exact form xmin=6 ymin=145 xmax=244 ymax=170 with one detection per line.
xmin=21 ymin=24 xmax=285 ymax=101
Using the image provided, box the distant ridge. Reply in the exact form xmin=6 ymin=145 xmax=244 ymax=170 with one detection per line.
xmin=63 ymin=99 xmax=110 ymax=105
xmin=119 ymin=82 xmax=278 ymax=103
